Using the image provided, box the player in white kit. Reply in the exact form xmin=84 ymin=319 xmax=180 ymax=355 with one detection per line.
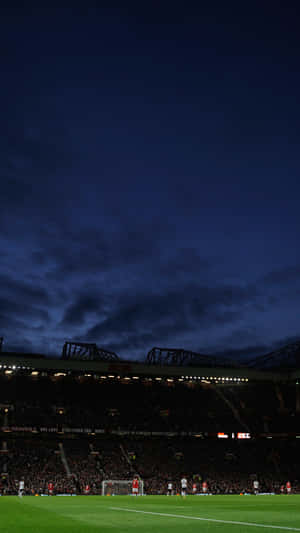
xmin=181 ymin=476 xmax=187 ymax=497
xmin=253 ymin=480 xmax=259 ymax=495
xmin=167 ymin=482 xmax=173 ymax=495
xmin=18 ymin=479 xmax=24 ymax=498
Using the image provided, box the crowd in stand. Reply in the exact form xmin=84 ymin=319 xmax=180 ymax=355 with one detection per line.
xmin=1 ymin=374 xmax=300 ymax=434
xmin=1 ymin=436 xmax=300 ymax=495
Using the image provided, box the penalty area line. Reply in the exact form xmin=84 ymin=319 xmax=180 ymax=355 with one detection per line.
xmin=110 ymin=507 xmax=300 ymax=531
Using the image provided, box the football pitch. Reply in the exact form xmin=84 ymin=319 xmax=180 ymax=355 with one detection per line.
xmin=1 ymin=495 xmax=300 ymax=532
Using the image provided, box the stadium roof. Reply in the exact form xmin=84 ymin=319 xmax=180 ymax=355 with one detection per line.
xmin=0 ymin=351 xmax=297 ymax=382
xmin=1 ymin=337 xmax=300 ymax=381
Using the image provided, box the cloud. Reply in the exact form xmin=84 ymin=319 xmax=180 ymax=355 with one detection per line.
xmin=2 ymin=119 xmax=72 ymax=179
xmin=82 ymin=282 xmax=257 ymax=356
xmin=214 ymin=344 xmax=270 ymax=361
xmin=3 ymin=211 xmax=300 ymax=361
xmin=158 ymin=248 xmax=213 ymax=280
xmin=263 ymin=265 xmax=300 ymax=286
xmin=0 ymin=295 xmax=49 ymax=328
xmin=32 ymin=218 xmax=173 ymax=283
xmin=0 ymin=113 xmax=76 ymax=238
xmin=61 ymin=294 xmax=104 ymax=326
xmin=0 ymin=273 xmax=51 ymax=353
xmin=0 ymin=274 xmax=49 ymax=306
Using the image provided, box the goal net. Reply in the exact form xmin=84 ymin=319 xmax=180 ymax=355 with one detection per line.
xmin=101 ymin=479 xmax=144 ymax=496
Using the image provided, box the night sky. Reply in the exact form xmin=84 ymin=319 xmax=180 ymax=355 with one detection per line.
xmin=1 ymin=4 xmax=300 ymax=361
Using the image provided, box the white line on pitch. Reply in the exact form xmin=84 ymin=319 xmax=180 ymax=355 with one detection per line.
xmin=110 ymin=507 xmax=300 ymax=531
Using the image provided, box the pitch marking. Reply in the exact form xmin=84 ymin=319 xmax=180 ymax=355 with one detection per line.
xmin=110 ymin=507 xmax=300 ymax=531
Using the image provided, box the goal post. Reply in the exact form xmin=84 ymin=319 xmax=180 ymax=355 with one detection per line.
xmin=101 ymin=479 xmax=144 ymax=496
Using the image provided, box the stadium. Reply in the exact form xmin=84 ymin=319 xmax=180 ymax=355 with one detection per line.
xmin=1 ymin=338 xmax=300 ymax=532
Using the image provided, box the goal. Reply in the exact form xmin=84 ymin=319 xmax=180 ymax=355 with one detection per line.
xmin=101 ymin=479 xmax=144 ymax=496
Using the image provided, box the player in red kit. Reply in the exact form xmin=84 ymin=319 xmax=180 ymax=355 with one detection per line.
xmin=48 ymin=482 xmax=53 ymax=495
xmin=202 ymin=481 xmax=208 ymax=493
xmin=84 ymin=484 xmax=90 ymax=495
xmin=192 ymin=483 xmax=197 ymax=494
xmin=132 ymin=477 xmax=139 ymax=496
xmin=286 ymin=481 xmax=291 ymax=494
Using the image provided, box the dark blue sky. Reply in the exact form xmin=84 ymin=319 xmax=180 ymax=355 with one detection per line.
xmin=1 ymin=4 xmax=300 ymax=360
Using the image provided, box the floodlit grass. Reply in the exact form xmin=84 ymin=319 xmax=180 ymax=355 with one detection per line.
xmin=1 ymin=495 xmax=300 ymax=532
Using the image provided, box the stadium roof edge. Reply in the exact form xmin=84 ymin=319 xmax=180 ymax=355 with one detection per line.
xmin=0 ymin=353 xmax=296 ymax=381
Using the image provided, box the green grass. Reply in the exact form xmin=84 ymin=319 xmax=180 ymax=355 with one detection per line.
xmin=1 ymin=495 xmax=300 ymax=532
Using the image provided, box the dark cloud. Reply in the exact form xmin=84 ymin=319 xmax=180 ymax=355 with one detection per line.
xmin=0 ymin=273 xmax=51 ymax=353
xmin=83 ymin=283 xmax=257 ymax=356
xmin=158 ymin=248 xmax=212 ymax=280
xmin=32 ymin=218 xmax=173 ymax=282
xmin=263 ymin=265 xmax=300 ymax=286
xmin=214 ymin=345 xmax=270 ymax=361
xmin=213 ymin=333 xmax=300 ymax=363
xmin=1 ymin=176 xmax=33 ymax=209
xmin=1 ymin=117 xmax=73 ymax=178
xmin=0 ymin=312 xmax=29 ymax=332
xmin=2 ymin=216 xmax=300 ymax=360
xmin=0 ymin=296 xmax=48 ymax=321
xmin=0 ymin=274 xmax=49 ymax=306
xmin=0 ymin=111 xmax=76 ymax=239
xmin=36 ymin=230 xmax=112 ymax=280
xmin=61 ymin=294 xmax=104 ymax=326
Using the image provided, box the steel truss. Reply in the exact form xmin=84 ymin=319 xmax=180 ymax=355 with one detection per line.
xmin=146 ymin=346 xmax=224 ymax=366
xmin=61 ymin=341 xmax=119 ymax=361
